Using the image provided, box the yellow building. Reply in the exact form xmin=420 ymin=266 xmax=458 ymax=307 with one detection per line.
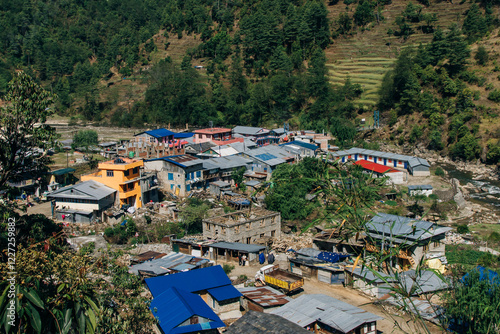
xmin=81 ymin=157 xmax=144 ymax=208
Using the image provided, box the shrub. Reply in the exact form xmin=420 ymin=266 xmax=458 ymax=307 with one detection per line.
xmin=223 ymin=264 xmax=235 ymax=275
xmin=457 ymin=224 xmax=470 ymax=234
xmin=488 ymin=231 xmax=500 ymax=242
xmin=488 ymin=89 xmax=500 ymax=102
xmin=435 ymin=167 xmax=445 ymax=177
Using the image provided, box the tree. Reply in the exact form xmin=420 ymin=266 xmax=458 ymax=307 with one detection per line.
xmin=462 ymin=3 xmax=488 ymax=43
xmin=0 ymin=72 xmax=57 ymax=189
xmin=475 ymin=46 xmax=489 ymax=66
xmin=353 ymin=0 xmax=374 ymax=26
xmin=179 ymin=198 xmax=210 ymax=234
xmin=73 ymin=130 xmax=99 ymax=150
xmin=444 ymin=267 xmax=500 ymax=334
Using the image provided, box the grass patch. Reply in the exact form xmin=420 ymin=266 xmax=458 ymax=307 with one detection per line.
xmin=385 ymin=200 xmax=398 ymax=206
xmin=446 ymin=244 xmax=500 ymax=269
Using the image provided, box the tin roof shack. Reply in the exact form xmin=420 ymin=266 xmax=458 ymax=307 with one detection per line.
xmin=290 ymin=248 xmax=350 ymax=285
xmin=129 ymin=252 xmax=210 ymax=277
xmin=331 ymin=148 xmax=431 ymax=176
xmin=240 ymin=145 xmax=296 ymax=175
xmin=150 ymin=286 xmax=225 ymax=334
xmin=224 ymin=310 xmax=310 ymax=334
xmin=172 ymin=239 xmax=214 ymax=257
xmin=203 ymin=208 xmax=281 ymax=244
xmin=280 ymin=141 xmax=320 ymax=158
xmin=354 ymin=160 xmax=406 ymax=184
xmin=144 ymin=155 xmax=204 ymax=197
xmin=194 ymin=127 xmax=244 ymax=146
xmin=232 ymin=126 xmax=280 ymax=146
xmin=271 ymin=294 xmax=382 ymax=334
xmin=146 ymin=265 xmax=242 ymax=320
xmin=408 ymin=185 xmax=433 ymax=197
xmin=344 ymin=267 xmax=398 ymax=298
xmin=366 ymin=213 xmax=452 ymax=269
xmin=209 ymin=242 xmax=266 ymax=264
xmin=48 ymin=180 xmax=117 ymax=223
xmin=209 ymin=181 xmax=231 ymax=197
xmin=131 ymin=250 xmax=167 ymax=264
xmin=345 ymin=267 xmax=449 ymax=299
xmin=237 ymin=286 xmax=291 ymax=313
xmin=202 ymin=156 xmax=253 ymax=184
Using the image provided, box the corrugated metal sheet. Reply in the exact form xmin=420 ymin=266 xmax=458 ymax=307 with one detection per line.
xmin=146 ymin=265 xmax=232 ymax=298
xmin=271 ymin=294 xmax=382 ymax=333
xmin=150 ymin=287 xmax=225 ymax=334
xmin=207 ymin=285 xmax=242 ymax=301
xmin=209 ymin=242 xmax=265 ymax=253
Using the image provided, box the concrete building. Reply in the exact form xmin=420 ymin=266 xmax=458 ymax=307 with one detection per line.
xmin=47 ymin=168 xmax=77 ymax=192
xmin=331 ymin=148 xmax=431 ymax=176
xmin=366 ymin=213 xmax=452 ymax=269
xmin=48 ymin=180 xmax=116 ymax=223
xmin=408 ymin=185 xmax=433 ymax=197
xmin=144 ymin=155 xmax=205 ymax=197
xmin=209 ymin=181 xmax=231 ymax=197
xmin=271 ymin=294 xmax=381 ymax=334
xmin=81 ymin=157 xmax=145 ymax=208
xmin=194 ymin=127 xmax=243 ymax=146
xmin=203 ymin=208 xmax=281 ymax=244
xmin=185 ymin=141 xmax=217 ymax=157
xmin=118 ymin=128 xmax=185 ymax=159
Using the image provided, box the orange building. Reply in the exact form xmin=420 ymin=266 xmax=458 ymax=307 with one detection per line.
xmin=81 ymin=157 xmax=145 ymax=208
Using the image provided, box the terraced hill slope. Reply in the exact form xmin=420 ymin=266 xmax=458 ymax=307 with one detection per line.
xmin=324 ymin=0 xmax=472 ymax=106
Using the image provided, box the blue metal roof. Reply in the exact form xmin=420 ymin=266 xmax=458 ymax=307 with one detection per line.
xmin=207 ymin=285 xmax=242 ymax=301
xmin=281 ymin=141 xmax=318 ymax=151
xmin=145 ymin=128 xmax=176 ymax=138
xmin=255 ymin=153 xmax=277 ymax=161
xmin=174 ymin=132 xmax=194 ymax=139
xmin=146 ymin=265 xmax=232 ymax=298
xmin=150 ymin=287 xmax=225 ymax=334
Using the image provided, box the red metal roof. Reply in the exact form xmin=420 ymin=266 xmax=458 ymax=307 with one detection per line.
xmin=354 ymin=160 xmax=398 ymax=174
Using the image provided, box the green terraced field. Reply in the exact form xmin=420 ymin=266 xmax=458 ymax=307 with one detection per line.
xmin=328 ymin=57 xmax=396 ymax=106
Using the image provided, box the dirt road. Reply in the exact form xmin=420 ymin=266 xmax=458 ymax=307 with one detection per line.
xmin=224 ymin=259 xmax=444 ymax=334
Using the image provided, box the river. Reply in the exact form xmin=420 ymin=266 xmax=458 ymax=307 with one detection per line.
xmin=439 ymin=163 xmax=500 ymax=211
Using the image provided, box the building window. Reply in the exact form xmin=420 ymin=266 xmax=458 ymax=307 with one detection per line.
xmin=124 ymin=170 xmax=129 ymax=176
xmin=235 ymin=226 xmax=239 ymax=233
xmin=133 ymin=167 xmax=139 ymax=174
xmin=271 ymin=230 xmax=275 ymax=237
xmin=106 ymin=171 xmax=114 ymax=177
xmin=206 ymin=224 xmax=210 ymax=231
xmin=190 ymin=316 xmax=199 ymax=325
xmin=388 ymin=159 xmax=392 ymax=163
xmin=423 ymin=244 xmax=429 ymax=252
xmin=128 ymin=183 xmax=134 ymax=190
xmin=196 ymin=171 xmax=201 ymax=178
xmin=247 ymin=237 xmax=251 ymax=244
xmin=186 ymin=184 xmax=191 ymax=192
xmin=260 ymin=234 xmax=264 ymax=238
xmin=170 ymin=184 xmax=174 ymax=190
xmin=168 ymin=173 xmax=173 ymax=180
xmin=433 ymin=241 xmax=440 ymax=247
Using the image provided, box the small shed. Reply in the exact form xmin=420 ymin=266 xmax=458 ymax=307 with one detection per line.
xmin=344 ymin=267 xmax=397 ymax=298
xmin=209 ymin=242 xmax=266 ymax=264
xmin=210 ymin=181 xmax=231 ymax=197
xmin=237 ymin=286 xmax=291 ymax=313
xmin=408 ymin=185 xmax=433 ymax=197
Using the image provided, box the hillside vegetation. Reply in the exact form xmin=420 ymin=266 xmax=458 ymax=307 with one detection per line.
xmin=1 ymin=0 xmax=499 ymax=162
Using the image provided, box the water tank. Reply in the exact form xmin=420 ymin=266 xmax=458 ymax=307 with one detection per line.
xmin=129 ymin=151 xmax=135 ymax=158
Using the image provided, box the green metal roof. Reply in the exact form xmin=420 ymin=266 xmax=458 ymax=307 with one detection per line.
xmin=50 ymin=168 xmax=76 ymax=176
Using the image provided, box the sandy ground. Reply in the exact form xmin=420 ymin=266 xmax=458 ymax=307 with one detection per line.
xmin=222 ymin=259 xmax=444 ymax=334
xmin=27 ymin=201 xmax=53 ymax=217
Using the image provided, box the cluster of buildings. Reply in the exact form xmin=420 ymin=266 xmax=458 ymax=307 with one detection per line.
xmin=15 ymin=126 xmax=451 ymax=333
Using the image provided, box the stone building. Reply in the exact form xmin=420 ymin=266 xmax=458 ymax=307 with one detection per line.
xmin=203 ymin=208 xmax=281 ymax=244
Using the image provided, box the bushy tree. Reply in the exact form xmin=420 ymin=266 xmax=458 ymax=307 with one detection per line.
xmin=475 ymin=46 xmax=489 ymax=65
xmin=73 ymin=130 xmax=99 ymax=150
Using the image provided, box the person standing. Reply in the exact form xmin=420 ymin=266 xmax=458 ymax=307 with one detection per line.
xmin=241 ymin=254 xmax=247 ymax=266
xmin=238 ymin=254 xmax=242 ymax=266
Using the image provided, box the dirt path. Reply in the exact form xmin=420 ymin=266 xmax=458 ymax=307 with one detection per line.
xmin=223 ymin=259 xmax=444 ymax=334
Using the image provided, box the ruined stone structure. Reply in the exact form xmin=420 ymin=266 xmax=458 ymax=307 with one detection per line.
xmin=203 ymin=208 xmax=281 ymax=244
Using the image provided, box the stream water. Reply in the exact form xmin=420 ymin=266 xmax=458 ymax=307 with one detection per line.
xmin=439 ymin=163 xmax=500 ymax=211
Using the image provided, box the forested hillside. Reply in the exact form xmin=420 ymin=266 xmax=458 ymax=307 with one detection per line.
xmin=1 ymin=0 xmax=499 ymax=162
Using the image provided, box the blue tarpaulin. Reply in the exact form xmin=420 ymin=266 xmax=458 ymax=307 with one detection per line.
xmin=462 ymin=266 xmax=499 ymax=284
xmin=317 ymin=252 xmax=350 ymax=263
xmin=259 ymin=253 xmax=265 ymax=264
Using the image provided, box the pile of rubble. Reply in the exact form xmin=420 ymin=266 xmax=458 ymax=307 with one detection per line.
xmin=271 ymin=233 xmax=314 ymax=252
xmin=443 ymin=231 xmax=474 ymax=245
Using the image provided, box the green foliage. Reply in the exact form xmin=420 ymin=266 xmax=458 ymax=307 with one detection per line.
xmin=232 ymin=167 xmax=246 ymax=188
xmin=0 ymin=72 xmax=56 ymax=189
xmin=462 ymin=4 xmax=489 ymax=43
xmin=457 ymin=224 xmax=470 ymax=234
xmin=223 ymin=264 xmax=235 ymax=275
xmin=486 ymin=141 xmax=500 ymax=164
xmin=452 ymin=133 xmax=481 ymax=161
xmin=487 ymin=89 xmax=500 ymax=103
xmin=179 ymin=198 xmax=211 ymax=234
xmin=103 ymin=218 xmax=138 ymax=244
xmin=435 ymin=167 xmax=445 ymax=176
xmin=73 ymin=130 xmax=98 ymax=150
xmin=444 ymin=267 xmax=500 ymax=334
xmin=354 ymin=1 xmax=375 ymax=26
xmin=475 ymin=46 xmax=489 ymax=66
xmin=446 ymin=244 xmax=489 ymax=266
